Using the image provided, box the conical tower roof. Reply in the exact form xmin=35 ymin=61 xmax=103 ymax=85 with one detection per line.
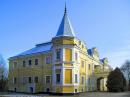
xmin=55 ymin=6 xmax=75 ymax=37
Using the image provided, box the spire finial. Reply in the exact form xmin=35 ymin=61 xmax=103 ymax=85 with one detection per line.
xmin=64 ymin=3 xmax=67 ymax=14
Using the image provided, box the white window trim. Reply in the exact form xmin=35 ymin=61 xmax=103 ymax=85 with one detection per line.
xmin=45 ymin=75 xmax=51 ymax=84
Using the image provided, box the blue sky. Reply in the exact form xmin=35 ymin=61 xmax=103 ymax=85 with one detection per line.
xmin=0 ymin=0 xmax=130 ymax=68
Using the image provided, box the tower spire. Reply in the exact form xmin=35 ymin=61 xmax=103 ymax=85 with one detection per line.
xmin=64 ymin=3 xmax=67 ymax=14
xmin=55 ymin=4 xmax=75 ymax=37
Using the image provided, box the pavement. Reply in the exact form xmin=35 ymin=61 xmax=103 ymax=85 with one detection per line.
xmin=0 ymin=92 xmax=130 ymax=97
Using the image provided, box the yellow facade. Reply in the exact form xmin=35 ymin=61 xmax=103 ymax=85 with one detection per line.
xmin=65 ymin=48 xmax=72 ymax=62
xmin=8 ymin=7 xmax=111 ymax=94
xmin=65 ymin=69 xmax=72 ymax=84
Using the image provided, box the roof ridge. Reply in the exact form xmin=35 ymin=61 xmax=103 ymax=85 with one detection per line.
xmin=36 ymin=41 xmax=52 ymax=47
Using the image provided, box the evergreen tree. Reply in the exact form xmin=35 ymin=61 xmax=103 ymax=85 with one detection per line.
xmin=107 ymin=67 xmax=126 ymax=92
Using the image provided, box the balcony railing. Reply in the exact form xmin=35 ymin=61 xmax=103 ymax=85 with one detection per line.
xmin=94 ymin=68 xmax=111 ymax=77
xmin=94 ymin=69 xmax=110 ymax=74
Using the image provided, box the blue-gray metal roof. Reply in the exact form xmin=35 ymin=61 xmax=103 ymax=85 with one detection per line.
xmin=87 ymin=49 xmax=92 ymax=56
xmin=10 ymin=42 xmax=52 ymax=58
xmin=56 ymin=10 xmax=75 ymax=37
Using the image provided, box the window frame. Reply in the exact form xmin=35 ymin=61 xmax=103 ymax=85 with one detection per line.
xmin=75 ymin=52 xmax=78 ymax=61
xmin=45 ymin=75 xmax=51 ymax=84
xmin=34 ymin=76 xmax=38 ymax=83
xmin=88 ymin=64 xmax=91 ymax=70
xmin=56 ymin=73 xmax=60 ymax=84
xmin=75 ymin=74 xmax=78 ymax=83
xmin=13 ymin=77 xmax=17 ymax=84
xmin=81 ymin=76 xmax=84 ymax=84
xmin=23 ymin=60 xmax=26 ymax=67
xmin=28 ymin=60 xmax=32 ymax=66
xmin=45 ymin=56 xmax=51 ymax=64
xmin=56 ymin=49 xmax=61 ymax=60
xmin=13 ymin=62 xmax=17 ymax=69
xmin=35 ymin=59 xmax=38 ymax=65
xmin=28 ymin=77 xmax=32 ymax=83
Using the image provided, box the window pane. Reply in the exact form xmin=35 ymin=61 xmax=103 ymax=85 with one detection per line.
xmin=75 ymin=52 xmax=78 ymax=61
xmin=35 ymin=77 xmax=38 ymax=83
xmin=14 ymin=77 xmax=17 ymax=84
xmin=28 ymin=60 xmax=32 ymax=65
xmin=56 ymin=74 xmax=60 ymax=83
xmin=29 ymin=77 xmax=32 ymax=83
xmin=46 ymin=56 xmax=51 ymax=64
xmin=89 ymin=64 xmax=91 ymax=70
xmin=82 ymin=76 xmax=84 ymax=84
xmin=56 ymin=49 xmax=61 ymax=60
xmin=23 ymin=61 xmax=26 ymax=67
xmin=13 ymin=62 xmax=17 ymax=68
xmin=75 ymin=74 xmax=78 ymax=83
xmin=46 ymin=76 xmax=51 ymax=83
xmin=65 ymin=48 xmax=72 ymax=62
xmin=35 ymin=59 xmax=38 ymax=65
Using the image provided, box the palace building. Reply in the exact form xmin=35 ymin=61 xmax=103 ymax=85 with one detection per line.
xmin=8 ymin=6 xmax=111 ymax=94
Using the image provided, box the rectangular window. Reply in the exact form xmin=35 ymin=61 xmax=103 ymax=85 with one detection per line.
xmin=75 ymin=52 xmax=78 ymax=61
xmin=34 ymin=76 xmax=38 ymax=83
xmin=75 ymin=74 xmax=78 ymax=83
xmin=56 ymin=74 xmax=60 ymax=83
xmin=88 ymin=78 xmax=90 ymax=85
xmin=46 ymin=56 xmax=51 ymax=64
xmin=28 ymin=60 xmax=32 ymax=66
xmin=65 ymin=69 xmax=72 ymax=84
xmin=13 ymin=77 xmax=17 ymax=84
xmin=56 ymin=49 xmax=61 ymax=60
xmin=65 ymin=48 xmax=72 ymax=62
xmin=28 ymin=77 xmax=32 ymax=83
xmin=82 ymin=61 xmax=84 ymax=68
xmin=88 ymin=64 xmax=91 ymax=70
xmin=23 ymin=61 xmax=26 ymax=67
xmin=81 ymin=76 xmax=84 ymax=84
xmin=45 ymin=76 xmax=51 ymax=84
xmin=35 ymin=59 xmax=38 ymax=65
xmin=13 ymin=62 xmax=17 ymax=68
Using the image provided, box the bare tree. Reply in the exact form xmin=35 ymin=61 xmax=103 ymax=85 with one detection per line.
xmin=0 ymin=54 xmax=8 ymax=91
xmin=121 ymin=60 xmax=130 ymax=91
xmin=0 ymin=54 xmax=8 ymax=78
